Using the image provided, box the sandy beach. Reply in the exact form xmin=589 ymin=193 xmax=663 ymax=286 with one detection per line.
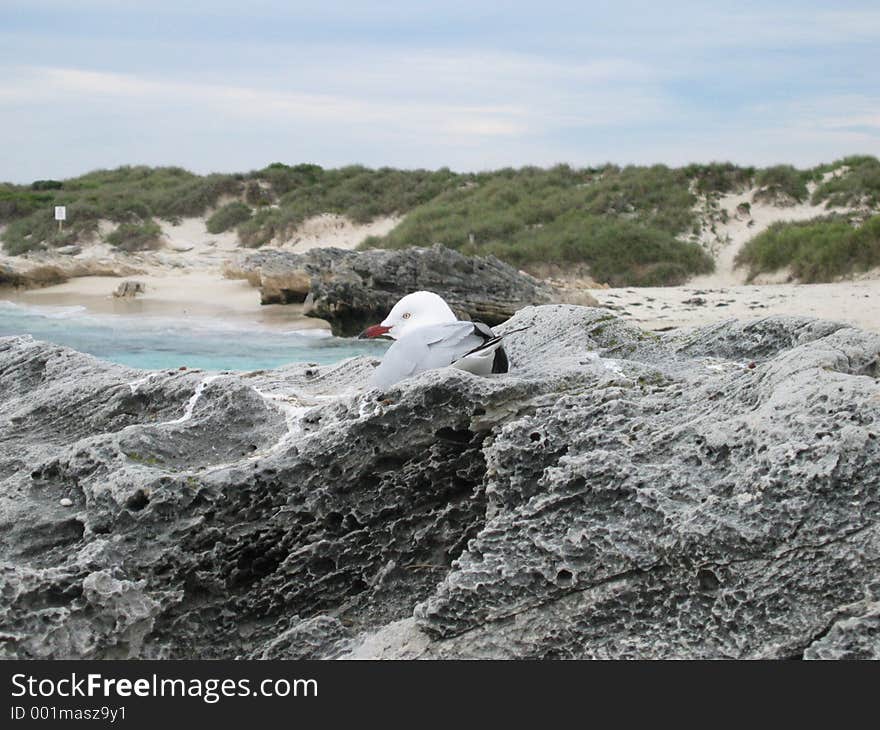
xmin=0 ymin=213 xmax=400 ymax=331
xmin=593 ymin=278 xmax=880 ymax=333
xmin=591 ymin=178 xmax=880 ymax=333
xmin=3 ymin=201 xmax=879 ymax=335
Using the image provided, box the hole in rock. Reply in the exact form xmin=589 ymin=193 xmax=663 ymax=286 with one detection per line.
xmin=697 ymin=568 xmax=721 ymax=591
xmin=556 ymin=569 xmax=574 ymax=586
xmin=126 ymin=490 xmax=150 ymax=511
xmin=435 ymin=427 xmax=474 ymax=444
xmin=530 ymin=432 xmax=541 ymax=442
xmin=312 ymin=556 xmax=337 ymax=573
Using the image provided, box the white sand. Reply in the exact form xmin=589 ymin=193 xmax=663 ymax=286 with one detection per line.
xmin=593 ymin=279 xmax=880 ymax=333
xmin=688 ymin=173 xmax=864 ymax=288
xmin=3 ymin=272 xmax=329 ymax=331
xmin=270 ymin=213 xmax=401 ymax=252
xmin=586 ymin=174 xmax=880 ymax=333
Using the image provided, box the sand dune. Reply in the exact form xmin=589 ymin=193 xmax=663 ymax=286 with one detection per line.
xmin=591 ymin=177 xmax=880 ymax=333
xmin=3 ymin=194 xmax=879 ymax=335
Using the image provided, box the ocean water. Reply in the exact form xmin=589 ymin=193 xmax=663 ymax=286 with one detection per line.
xmin=0 ymin=301 xmax=389 ymax=371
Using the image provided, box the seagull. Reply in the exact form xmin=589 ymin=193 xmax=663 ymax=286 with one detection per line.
xmin=358 ymin=291 xmax=510 ymax=390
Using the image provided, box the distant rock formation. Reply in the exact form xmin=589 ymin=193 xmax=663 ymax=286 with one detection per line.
xmin=2 ymin=309 xmax=879 ymax=658
xmin=228 ymin=244 xmax=554 ymax=336
xmin=0 ymin=259 xmax=144 ymax=291
xmin=113 ymin=280 xmax=147 ymax=298
xmin=0 ymin=262 xmax=69 ymax=289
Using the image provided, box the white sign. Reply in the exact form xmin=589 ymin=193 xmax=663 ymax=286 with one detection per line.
xmin=54 ymin=206 xmax=67 ymax=221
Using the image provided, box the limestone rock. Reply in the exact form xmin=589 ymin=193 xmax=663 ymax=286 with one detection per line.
xmin=1 ymin=308 xmax=879 ymax=659
xmin=232 ymin=244 xmax=553 ymax=336
xmin=113 ymin=280 xmax=146 ymax=298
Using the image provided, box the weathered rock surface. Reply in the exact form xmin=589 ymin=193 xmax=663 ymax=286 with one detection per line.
xmin=1 ymin=307 xmax=879 ymax=659
xmin=0 ymin=262 xmax=69 ymax=289
xmin=113 ymin=280 xmax=146 ymax=298
xmin=0 ymin=257 xmax=144 ymax=291
xmin=228 ymin=244 xmax=554 ymax=336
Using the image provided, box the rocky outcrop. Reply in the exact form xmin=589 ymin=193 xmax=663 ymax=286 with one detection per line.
xmin=0 ymin=258 xmax=144 ymax=291
xmin=0 ymin=262 xmax=69 ymax=289
xmin=113 ymin=280 xmax=147 ymax=298
xmin=1 ymin=307 xmax=879 ymax=659
xmin=229 ymin=244 xmax=554 ymax=336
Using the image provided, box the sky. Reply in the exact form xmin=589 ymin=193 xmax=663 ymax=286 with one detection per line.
xmin=1 ymin=0 xmax=878 ymax=182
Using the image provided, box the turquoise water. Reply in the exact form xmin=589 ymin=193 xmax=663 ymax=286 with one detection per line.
xmin=0 ymin=301 xmax=388 ymax=371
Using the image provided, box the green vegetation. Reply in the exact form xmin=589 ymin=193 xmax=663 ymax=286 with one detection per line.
xmin=736 ymin=214 xmax=880 ymax=282
xmin=754 ymin=165 xmax=811 ymax=203
xmin=244 ymin=180 xmax=273 ymax=207
xmin=3 ymin=155 xmax=879 ymax=287
xmin=361 ymin=164 xmax=713 ymax=285
xmin=683 ymin=162 xmax=755 ymax=195
xmin=31 ymin=180 xmax=63 ymax=191
xmin=0 ymin=165 xmax=241 ymax=254
xmin=811 ymin=156 xmax=880 ymax=207
xmin=0 ymin=187 xmax=57 ymax=220
xmin=206 ymin=201 xmax=253 ymax=234
xmin=236 ymin=163 xmax=461 ymax=246
xmin=105 ymin=220 xmax=163 ymax=252
xmin=2 ymin=202 xmax=100 ymax=255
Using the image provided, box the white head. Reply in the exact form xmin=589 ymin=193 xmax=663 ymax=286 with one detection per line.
xmin=359 ymin=291 xmax=457 ymax=340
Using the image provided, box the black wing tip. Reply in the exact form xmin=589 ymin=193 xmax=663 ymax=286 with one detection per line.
xmin=492 ymin=346 xmax=509 ymax=374
xmin=471 ymin=321 xmax=510 ymax=373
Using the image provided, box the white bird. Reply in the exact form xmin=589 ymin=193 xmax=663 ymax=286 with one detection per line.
xmin=358 ymin=291 xmax=510 ymax=390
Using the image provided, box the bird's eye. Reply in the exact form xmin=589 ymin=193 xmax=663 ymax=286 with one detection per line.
xmin=402 ymin=312 xmax=411 ymax=319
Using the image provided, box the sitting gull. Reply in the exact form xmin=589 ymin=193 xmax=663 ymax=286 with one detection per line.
xmin=359 ymin=291 xmax=510 ymax=389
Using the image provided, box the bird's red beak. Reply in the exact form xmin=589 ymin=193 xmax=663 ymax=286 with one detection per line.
xmin=358 ymin=324 xmax=391 ymax=339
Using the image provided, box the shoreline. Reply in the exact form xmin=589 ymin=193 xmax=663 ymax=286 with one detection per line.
xmin=0 ymin=272 xmax=331 ymax=333
xmin=5 ymin=270 xmax=880 ymax=338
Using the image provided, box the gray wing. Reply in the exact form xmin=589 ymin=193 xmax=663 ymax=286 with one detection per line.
xmin=369 ymin=322 xmax=487 ymax=389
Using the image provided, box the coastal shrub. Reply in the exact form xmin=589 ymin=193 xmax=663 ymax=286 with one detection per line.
xmin=0 ymin=188 xmax=56 ymax=220
xmin=105 ymin=220 xmax=163 ymax=252
xmin=754 ymin=165 xmax=810 ymax=203
xmin=207 ymin=201 xmax=253 ymax=234
xmin=256 ymin=162 xmax=324 ymax=195
xmin=363 ymin=164 xmax=711 ymax=285
xmin=1 ymin=202 xmax=101 ymax=255
xmin=236 ymin=164 xmax=462 ymax=243
xmin=735 ymin=214 xmax=880 ymax=282
xmin=43 ymin=166 xmax=241 ymax=221
xmin=244 ymin=180 xmax=273 ymax=207
xmin=31 ymin=180 xmax=64 ymax=191
xmin=811 ymin=156 xmax=880 ymax=208
xmin=147 ymin=173 xmax=243 ymax=219
xmin=683 ymin=162 xmax=755 ymax=195
xmin=481 ymin=214 xmax=714 ymax=286
xmin=3 ymin=159 xmax=880 ymax=284
xmin=237 ymin=209 xmax=278 ymax=247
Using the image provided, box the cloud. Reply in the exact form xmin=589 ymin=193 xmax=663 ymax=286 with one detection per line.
xmin=0 ymin=54 xmax=670 ymax=142
xmin=7 ymin=65 xmax=531 ymax=139
xmin=1 ymin=2 xmax=879 ymax=180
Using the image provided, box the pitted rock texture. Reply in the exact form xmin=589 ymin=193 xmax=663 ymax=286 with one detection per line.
xmin=1 ymin=306 xmax=879 ymax=659
xmin=231 ymin=244 xmax=553 ymax=335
